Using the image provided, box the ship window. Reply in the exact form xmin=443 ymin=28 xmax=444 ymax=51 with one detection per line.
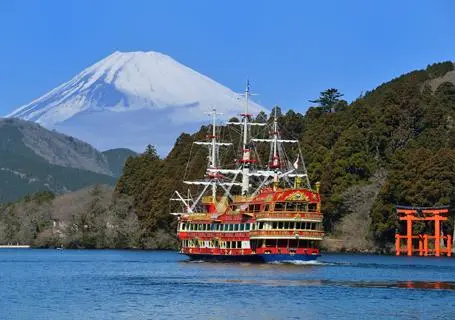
xmin=265 ymin=239 xmax=275 ymax=247
xmin=286 ymin=202 xmax=298 ymax=211
xmin=284 ymin=222 xmax=289 ymax=229
xmin=274 ymin=202 xmax=285 ymax=211
xmin=248 ymin=204 xmax=261 ymax=212
xmin=298 ymin=203 xmax=308 ymax=211
xmin=239 ymin=224 xmax=245 ymax=231
xmin=272 ymin=222 xmax=277 ymax=229
xmin=258 ymin=222 xmax=264 ymax=229
xmin=290 ymin=222 xmax=295 ymax=229
xmin=227 ymin=241 xmax=231 ymax=249
xmin=237 ymin=241 xmax=241 ymax=248
xmin=234 ymin=224 xmax=239 ymax=231
xmin=245 ymin=223 xmax=250 ymax=231
xmin=308 ymin=203 xmax=317 ymax=212
xmin=264 ymin=204 xmax=270 ymax=211
xmin=278 ymin=222 xmax=283 ymax=229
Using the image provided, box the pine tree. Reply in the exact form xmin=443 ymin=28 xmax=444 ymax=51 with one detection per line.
xmin=310 ymin=88 xmax=344 ymax=113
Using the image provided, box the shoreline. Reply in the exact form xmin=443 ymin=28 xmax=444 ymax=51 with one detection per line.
xmin=0 ymin=245 xmax=31 ymax=248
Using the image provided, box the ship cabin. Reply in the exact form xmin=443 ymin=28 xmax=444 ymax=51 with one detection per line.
xmin=177 ymin=187 xmax=324 ymax=257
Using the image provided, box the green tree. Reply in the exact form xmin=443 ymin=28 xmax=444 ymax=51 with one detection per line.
xmin=144 ymin=144 xmax=159 ymax=159
xmin=310 ymin=88 xmax=344 ymax=113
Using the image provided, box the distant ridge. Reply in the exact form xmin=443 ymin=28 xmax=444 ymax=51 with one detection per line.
xmin=0 ymin=118 xmax=135 ymax=202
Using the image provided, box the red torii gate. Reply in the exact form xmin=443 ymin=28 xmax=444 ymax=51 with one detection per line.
xmin=395 ymin=206 xmax=452 ymax=257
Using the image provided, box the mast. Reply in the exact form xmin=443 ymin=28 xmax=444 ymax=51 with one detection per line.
xmin=209 ymin=108 xmax=218 ymax=199
xmin=250 ymin=106 xmax=311 ymax=190
xmin=272 ymin=106 xmax=279 ymax=168
xmin=241 ymin=81 xmax=251 ymax=195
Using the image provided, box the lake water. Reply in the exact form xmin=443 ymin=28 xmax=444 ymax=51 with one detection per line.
xmin=0 ymin=250 xmax=454 ymax=319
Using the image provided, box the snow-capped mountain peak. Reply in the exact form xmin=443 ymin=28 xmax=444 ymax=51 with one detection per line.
xmin=7 ymin=51 xmax=265 ymax=153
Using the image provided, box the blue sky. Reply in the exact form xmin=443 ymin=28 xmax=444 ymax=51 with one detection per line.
xmin=0 ymin=0 xmax=454 ymax=115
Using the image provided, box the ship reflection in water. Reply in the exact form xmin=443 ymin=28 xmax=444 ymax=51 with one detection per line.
xmin=206 ymin=279 xmax=455 ymax=290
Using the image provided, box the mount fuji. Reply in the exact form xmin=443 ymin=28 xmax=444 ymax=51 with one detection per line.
xmin=7 ymin=51 xmax=265 ymax=154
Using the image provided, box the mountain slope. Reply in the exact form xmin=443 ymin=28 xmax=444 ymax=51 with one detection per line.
xmin=103 ymin=148 xmax=137 ymax=177
xmin=7 ymin=51 xmax=265 ymax=154
xmin=0 ymin=119 xmax=118 ymax=203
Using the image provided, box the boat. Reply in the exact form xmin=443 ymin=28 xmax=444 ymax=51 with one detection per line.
xmin=171 ymin=82 xmax=324 ymax=263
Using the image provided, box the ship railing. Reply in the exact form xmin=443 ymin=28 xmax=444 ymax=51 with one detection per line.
xmin=255 ymin=211 xmax=322 ymax=220
xmin=249 ymin=230 xmax=324 ymax=239
xmin=181 ymin=247 xmax=252 ymax=255
xmin=202 ymin=196 xmax=229 ymax=204
xmin=233 ymin=195 xmax=252 ymax=203
xmin=255 ymin=247 xmax=320 ymax=255
xmin=178 ymin=231 xmax=251 ymax=239
xmin=181 ymin=213 xmax=213 ymax=221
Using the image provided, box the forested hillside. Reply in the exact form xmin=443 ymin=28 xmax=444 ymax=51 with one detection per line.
xmin=116 ymin=61 xmax=455 ymax=251
xmin=0 ymin=119 xmax=135 ymax=202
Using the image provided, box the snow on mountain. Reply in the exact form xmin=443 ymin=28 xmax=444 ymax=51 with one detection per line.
xmin=7 ymin=51 xmax=265 ymax=154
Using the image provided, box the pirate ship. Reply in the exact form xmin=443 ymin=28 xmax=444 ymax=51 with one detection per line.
xmin=171 ymin=83 xmax=324 ymax=262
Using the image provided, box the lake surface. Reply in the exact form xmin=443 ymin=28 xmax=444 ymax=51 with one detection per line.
xmin=0 ymin=250 xmax=454 ymax=319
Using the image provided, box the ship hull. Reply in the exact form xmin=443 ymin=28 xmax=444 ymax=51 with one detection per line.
xmin=184 ymin=253 xmax=319 ymax=263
